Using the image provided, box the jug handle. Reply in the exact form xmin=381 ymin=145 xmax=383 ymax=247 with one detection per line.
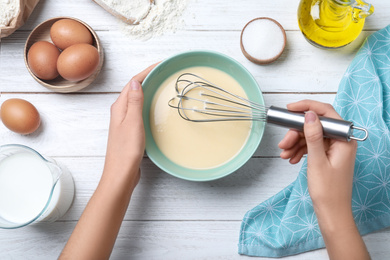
xmin=352 ymin=0 xmax=374 ymax=22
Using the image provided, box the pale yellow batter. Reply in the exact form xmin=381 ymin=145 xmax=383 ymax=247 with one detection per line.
xmin=150 ymin=66 xmax=252 ymax=169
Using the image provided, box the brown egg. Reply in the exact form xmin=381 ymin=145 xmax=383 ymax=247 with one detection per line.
xmin=57 ymin=43 xmax=100 ymax=82
xmin=27 ymin=41 xmax=60 ymax=80
xmin=50 ymin=19 xmax=93 ymax=50
xmin=0 ymin=99 xmax=41 ymax=135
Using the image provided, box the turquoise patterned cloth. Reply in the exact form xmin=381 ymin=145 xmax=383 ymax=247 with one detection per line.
xmin=238 ymin=25 xmax=390 ymax=257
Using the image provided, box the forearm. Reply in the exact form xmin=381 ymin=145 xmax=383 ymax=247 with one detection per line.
xmin=59 ymin=168 xmax=139 ymax=260
xmin=316 ymin=208 xmax=370 ymax=260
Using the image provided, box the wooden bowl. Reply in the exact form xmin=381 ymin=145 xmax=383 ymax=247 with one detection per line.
xmin=240 ymin=17 xmax=286 ymax=65
xmin=24 ymin=17 xmax=104 ymax=93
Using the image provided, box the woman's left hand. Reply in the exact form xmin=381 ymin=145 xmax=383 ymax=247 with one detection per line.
xmin=59 ymin=63 xmax=158 ymax=260
xmin=103 ymin=63 xmax=157 ymax=185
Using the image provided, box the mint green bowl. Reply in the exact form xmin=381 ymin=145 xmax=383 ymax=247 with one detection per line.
xmin=142 ymin=50 xmax=265 ymax=181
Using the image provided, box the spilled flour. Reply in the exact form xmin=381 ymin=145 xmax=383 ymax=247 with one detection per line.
xmin=120 ymin=0 xmax=190 ymax=40
xmin=0 ymin=0 xmax=20 ymax=26
xmin=101 ymin=0 xmax=152 ymax=23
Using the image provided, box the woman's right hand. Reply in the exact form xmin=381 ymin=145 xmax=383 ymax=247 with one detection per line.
xmin=278 ymin=100 xmax=369 ymax=260
xmin=278 ymin=100 xmax=357 ymax=219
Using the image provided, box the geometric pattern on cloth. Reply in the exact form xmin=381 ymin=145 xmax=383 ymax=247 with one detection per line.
xmin=238 ymin=25 xmax=390 ymax=257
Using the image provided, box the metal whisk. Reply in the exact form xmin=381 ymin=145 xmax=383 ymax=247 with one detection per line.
xmin=168 ymin=73 xmax=368 ymax=142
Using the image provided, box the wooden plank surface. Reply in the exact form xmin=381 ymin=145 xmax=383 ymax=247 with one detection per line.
xmin=0 ymin=30 xmax=370 ymax=93
xmin=15 ymin=0 xmax=390 ymax=31
xmin=0 ymin=93 xmax=334 ymax=157
xmin=56 ymin=157 xmax=302 ymax=221
xmin=1 ymin=0 xmax=389 ymax=259
xmin=1 ymin=219 xmax=389 ymax=260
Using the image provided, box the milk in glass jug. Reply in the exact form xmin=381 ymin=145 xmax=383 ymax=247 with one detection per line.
xmin=0 ymin=144 xmax=75 ymax=229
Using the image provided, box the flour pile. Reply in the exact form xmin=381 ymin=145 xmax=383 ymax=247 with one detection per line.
xmin=101 ymin=0 xmax=151 ymax=23
xmin=0 ymin=0 xmax=20 ymax=27
xmin=121 ymin=0 xmax=189 ymax=40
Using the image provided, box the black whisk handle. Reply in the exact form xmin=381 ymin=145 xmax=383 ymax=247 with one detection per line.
xmin=266 ymin=106 xmax=368 ymax=141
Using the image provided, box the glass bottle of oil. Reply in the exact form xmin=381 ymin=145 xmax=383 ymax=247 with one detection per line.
xmin=298 ymin=0 xmax=374 ymax=48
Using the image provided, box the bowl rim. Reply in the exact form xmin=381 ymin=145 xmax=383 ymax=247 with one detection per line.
xmin=142 ymin=50 xmax=265 ymax=181
xmin=24 ymin=16 xmax=104 ymax=93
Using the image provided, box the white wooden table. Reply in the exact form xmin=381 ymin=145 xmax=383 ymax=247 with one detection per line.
xmin=1 ymin=0 xmax=389 ymax=259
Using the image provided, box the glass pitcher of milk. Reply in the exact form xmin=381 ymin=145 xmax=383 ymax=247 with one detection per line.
xmin=0 ymin=144 xmax=75 ymax=229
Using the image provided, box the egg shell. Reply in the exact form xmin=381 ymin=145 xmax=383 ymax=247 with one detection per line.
xmin=57 ymin=43 xmax=100 ymax=82
xmin=0 ymin=99 xmax=41 ymax=135
xmin=50 ymin=19 xmax=93 ymax=50
xmin=27 ymin=41 xmax=60 ymax=80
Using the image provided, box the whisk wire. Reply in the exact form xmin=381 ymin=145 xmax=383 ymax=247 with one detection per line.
xmin=167 ymin=73 xmax=368 ymax=141
xmin=169 ymin=73 xmax=267 ymax=122
xmin=178 ymin=73 xmax=266 ymax=110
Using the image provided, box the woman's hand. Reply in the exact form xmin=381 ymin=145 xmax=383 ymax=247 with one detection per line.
xmin=103 ymin=64 xmax=157 ymax=187
xmin=278 ymin=100 xmax=357 ymax=214
xmin=59 ymin=64 xmax=157 ymax=260
xmin=278 ymin=100 xmax=369 ymax=260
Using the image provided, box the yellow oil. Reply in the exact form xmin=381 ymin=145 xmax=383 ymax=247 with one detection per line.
xmin=298 ymin=0 xmax=365 ymax=48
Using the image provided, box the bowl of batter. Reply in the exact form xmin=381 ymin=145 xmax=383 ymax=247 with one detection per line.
xmin=142 ymin=50 xmax=265 ymax=181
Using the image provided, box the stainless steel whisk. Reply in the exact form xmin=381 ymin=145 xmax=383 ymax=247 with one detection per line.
xmin=168 ymin=73 xmax=368 ymax=142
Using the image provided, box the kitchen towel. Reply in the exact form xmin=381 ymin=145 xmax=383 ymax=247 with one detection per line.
xmin=238 ymin=25 xmax=390 ymax=257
